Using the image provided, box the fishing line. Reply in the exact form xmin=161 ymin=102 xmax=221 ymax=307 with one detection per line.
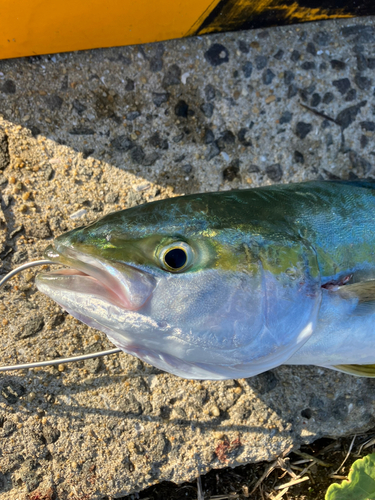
xmin=0 ymin=260 xmax=55 ymax=287
xmin=0 ymin=260 xmax=121 ymax=372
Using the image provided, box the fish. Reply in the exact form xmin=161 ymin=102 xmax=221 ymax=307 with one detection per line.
xmin=35 ymin=180 xmax=375 ymax=380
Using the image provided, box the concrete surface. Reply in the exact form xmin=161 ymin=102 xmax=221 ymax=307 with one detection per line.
xmin=1 ymin=15 xmax=375 ymax=499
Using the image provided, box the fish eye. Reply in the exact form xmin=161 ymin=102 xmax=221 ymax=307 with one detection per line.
xmin=159 ymin=242 xmax=193 ymax=272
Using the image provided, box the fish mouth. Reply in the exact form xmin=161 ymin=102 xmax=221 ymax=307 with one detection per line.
xmin=36 ymin=244 xmax=156 ymax=311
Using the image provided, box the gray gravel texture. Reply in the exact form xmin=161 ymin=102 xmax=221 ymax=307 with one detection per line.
xmin=1 ymin=15 xmax=375 ymax=500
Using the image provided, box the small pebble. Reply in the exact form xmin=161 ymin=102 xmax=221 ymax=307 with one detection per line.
xmin=262 ymin=69 xmax=275 ymax=85
xmin=238 ymin=40 xmax=249 ymax=54
xmin=294 ymin=151 xmax=304 ymax=164
xmin=306 ymin=42 xmax=316 ymax=56
xmin=345 ymin=88 xmax=357 ymax=101
xmin=265 ymin=95 xmax=276 ymax=104
xmin=361 ymin=135 xmax=368 ymax=148
xmin=330 ymin=59 xmax=346 ymax=70
xmin=360 ymin=121 xmax=375 ymax=131
xmin=311 ymin=93 xmax=321 ymax=107
xmin=355 ymin=74 xmax=372 ymax=91
xmin=204 ymin=84 xmax=216 ymax=101
xmin=200 ymin=103 xmax=214 ymax=118
xmin=211 ymin=406 xmax=220 ymax=417
xmin=27 ymin=392 xmax=36 ymax=402
xmin=274 ymin=49 xmax=284 ymax=60
xmin=163 ymin=64 xmax=181 ymax=85
xmin=175 ymin=100 xmax=189 ymax=118
xmin=287 ymin=84 xmax=297 ymax=98
xmin=284 ymin=70 xmax=294 ymax=85
xmin=255 ymin=55 xmax=268 ymax=70
xmin=336 ymin=101 xmax=367 ymax=129
xmin=314 ymin=30 xmax=330 ymax=46
xmin=295 ymin=122 xmax=313 ymax=139
xmin=242 ymin=61 xmax=253 ymax=78
xmin=1 ymin=80 xmax=16 ymax=94
xmin=332 ymin=78 xmax=350 ymax=94
xmin=221 ymin=151 xmax=230 ymax=162
xmin=204 ymin=44 xmax=229 ymax=67
xmin=265 ymin=163 xmax=283 ymax=181
xmin=291 ymin=50 xmax=301 ymax=62
xmin=322 ymin=92 xmax=334 ymax=104
xmin=152 ymin=92 xmax=169 ymax=107
xmin=279 ymin=111 xmax=292 ymax=124
xmin=301 ymin=61 xmax=316 ymax=70
xmin=70 ymin=208 xmax=88 ymax=219
xmin=24 ymin=271 xmax=34 ymax=282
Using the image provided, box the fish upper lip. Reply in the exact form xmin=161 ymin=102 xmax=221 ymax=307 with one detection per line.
xmin=42 ymin=244 xmax=156 ymax=311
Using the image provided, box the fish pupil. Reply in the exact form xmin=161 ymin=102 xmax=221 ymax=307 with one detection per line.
xmin=164 ymin=248 xmax=187 ymax=270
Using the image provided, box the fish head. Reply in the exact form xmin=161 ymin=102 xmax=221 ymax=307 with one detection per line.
xmin=36 ymin=192 xmax=321 ymax=379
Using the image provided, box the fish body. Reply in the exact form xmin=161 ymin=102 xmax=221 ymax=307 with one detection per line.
xmin=36 ymin=181 xmax=375 ymax=379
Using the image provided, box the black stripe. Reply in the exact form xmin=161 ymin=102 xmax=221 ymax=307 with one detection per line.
xmin=193 ymin=0 xmax=375 ymax=35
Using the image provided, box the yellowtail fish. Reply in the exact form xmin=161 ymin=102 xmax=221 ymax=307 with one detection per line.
xmin=34 ymin=181 xmax=375 ymax=380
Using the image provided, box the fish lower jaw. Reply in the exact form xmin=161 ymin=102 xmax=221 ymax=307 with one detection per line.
xmin=35 ymin=269 xmax=140 ymax=311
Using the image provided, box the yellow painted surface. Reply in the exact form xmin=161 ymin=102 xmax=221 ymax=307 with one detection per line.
xmin=0 ymin=0 xmax=220 ymax=60
xmin=0 ymin=0 xmax=356 ymax=60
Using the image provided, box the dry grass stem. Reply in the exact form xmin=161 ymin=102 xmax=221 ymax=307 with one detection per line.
xmin=270 ymin=487 xmax=289 ymax=500
xmin=362 ymin=437 xmax=375 ymax=450
xmin=204 ymin=495 xmax=239 ymax=499
xmin=290 ymin=465 xmax=304 ymax=472
xmin=333 ymin=434 xmax=356 ymax=475
xmin=250 ymin=462 xmax=279 ymax=495
xmin=291 ymin=459 xmax=313 ymax=465
xmin=250 ymin=449 xmax=293 ymax=495
xmin=293 ymin=450 xmax=333 ymax=467
xmin=277 ymin=457 xmax=298 ymax=479
xmin=197 ymin=475 xmax=204 ymax=500
xmin=299 ymin=460 xmax=318 ymax=476
xmin=274 ymin=476 xmax=309 ymax=491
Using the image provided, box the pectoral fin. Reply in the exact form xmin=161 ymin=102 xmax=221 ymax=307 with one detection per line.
xmin=319 ymin=281 xmax=375 ymax=376
xmin=337 ymin=280 xmax=375 ymax=315
xmin=331 ymin=364 xmax=375 ymax=377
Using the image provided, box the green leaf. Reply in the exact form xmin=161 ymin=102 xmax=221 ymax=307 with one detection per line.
xmin=326 ymin=454 xmax=375 ymax=500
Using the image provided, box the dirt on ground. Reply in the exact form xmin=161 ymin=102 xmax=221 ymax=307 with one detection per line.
xmin=121 ymin=431 xmax=375 ymax=500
